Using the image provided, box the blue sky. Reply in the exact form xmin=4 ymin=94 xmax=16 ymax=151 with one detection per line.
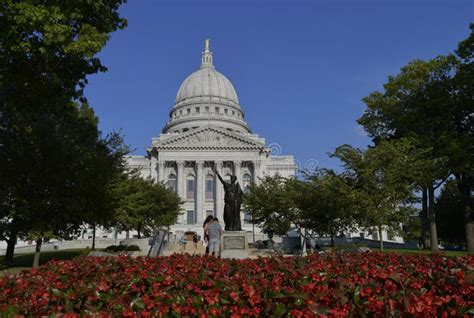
xmin=85 ymin=0 xmax=473 ymax=172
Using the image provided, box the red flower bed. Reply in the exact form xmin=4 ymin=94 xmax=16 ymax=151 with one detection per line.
xmin=1 ymin=253 xmax=473 ymax=317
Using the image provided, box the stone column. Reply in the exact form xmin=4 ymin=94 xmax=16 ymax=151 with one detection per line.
xmin=150 ymin=156 xmax=158 ymax=182
xmin=196 ymin=161 xmax=204 ymax=224
xmin=177 ymin=161 xmax=185 ymax=201
xmin=234 ymin=160 xmax=242 ymax=184
xmin=157 ymin=160 xmax=165 ymax=183
xmin=254 ymin=160 xmax=262 ymax=184
xmin=215 ymin=161 xmax=224 ymax=221
xmin=176 ymin=161 xmax=185 ymax=225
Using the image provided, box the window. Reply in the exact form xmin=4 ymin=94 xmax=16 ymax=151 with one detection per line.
xmin=206 ymin=210 xmax=214 ymax=218
xmin=232 ymin=111 xmax=235 ymax=115
xmin=205 ymin=106 xmax=209 ymax=112
xmin=187 ymin=210 xmax=195 ymax=224
xmin=243 ymin=174 xmax=252 ymax=193
xmin=186 ymin=176 xmax=195 ymax=200
xmin=215 ymin=107 xmax=219 ymax=113
xmin=179 ymin=110 xmax=182 ymax=115
xmin=224 ymin=108 xmax=228 ymax=114
xmin=195 ymin=107 xmax=200 ymax=113
xmin=187 ymin=108 xmax=191 ymax=114
xmin=167 ymin=174 xmax=177 ymax=193
xmin=205 ymin=175 xmax=214 ymax=200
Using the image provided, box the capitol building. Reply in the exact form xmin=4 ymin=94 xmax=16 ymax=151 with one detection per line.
xmin=127 ymin=40 xmax=296 ymax=237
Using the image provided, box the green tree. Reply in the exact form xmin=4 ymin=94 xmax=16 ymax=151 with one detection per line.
xmin=435 ymin=180 xmax=467 ymax=247
xmin=358 ymin=25 xmax=474 ymax=251
xmin=111 ymin=174 xmax=183 ymax=239
xmin=243 ymin=175 xmax=299 ymax=236
xmin=296 ymin=169 xmax=357 ymax=246
xmin=451 ymin=25 xmax=474 ymax=252
xmin=401 ymin=214 xmax=422 ymax=244
xmin=332 ymin=139 xmax=420 ymax=250
xmin=0 ymin=0 xmax=127 ymax=265
xmin=358 ymin=55 xmax=459 ymax=252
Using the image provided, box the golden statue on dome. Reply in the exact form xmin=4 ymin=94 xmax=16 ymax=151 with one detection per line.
xmin=205 ymin=38 xmax=210 ymax=51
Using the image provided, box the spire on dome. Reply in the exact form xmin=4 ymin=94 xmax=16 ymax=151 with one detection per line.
xmin=201 ymin=38 xmax=214 ymax=68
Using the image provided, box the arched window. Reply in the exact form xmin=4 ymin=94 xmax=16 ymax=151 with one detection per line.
xmin=186 ymin=175 xmax=195 ymax=200
xmin=205 ymin=174 xmax=214 ymax=200
xmin=167 ymin=174 xmax=177 ymax=193
xmin=243 ymin=174 xmax=252 ymax=193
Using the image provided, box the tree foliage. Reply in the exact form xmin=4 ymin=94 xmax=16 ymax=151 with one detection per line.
xmin=357 ymin=25 xmax=474 ymax=251
xmin=295 ymin=169 xmax=357 ymax=244
xmin=332 ymin=139 xmax=421 ymax=250
xmin=243 ymin=175 xmax=299 ymax=235
xmin=244 ymin=170 xmax=357 ymax=245
xmin=0 ymin=0 xmax=128 ymax=264
xmin=110 ymin=174 xmax=183 ymax=239
xmin=435 ymin=180 xmax=467 ymax=247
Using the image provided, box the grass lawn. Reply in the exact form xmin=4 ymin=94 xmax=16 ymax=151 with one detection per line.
xmin=0 ymin=248 xmax=92 ymax=272
xmin=375 ymin=248 xmax=470 ymax=257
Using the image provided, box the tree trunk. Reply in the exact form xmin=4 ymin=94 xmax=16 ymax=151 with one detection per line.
xmin=378 ymin=226 xmax=384 ymax=251
xmin=32 ymin=238 xmax=43 ymax=268
xmin=330 ymin=235 xmax=335 ymax=247
xmin=456 ymin=173 xmax=474 ymax=252
xmin=420 ymin=187 xmax=430 ymax=249
xmin=126 ymin=230 xmax=130 ymax=239
xmin=428 ymin=184 xmax=439 ymax=252
xmin=4 ymin=235 xmax=17 ymax=266
xmin=137 ymin=229 xmax=141 ymax=239
xmin=92 ymin=222 xmax=96 ymax=250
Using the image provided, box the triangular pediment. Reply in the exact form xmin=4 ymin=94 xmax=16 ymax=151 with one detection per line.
xmin=152 ymin=126 xmax=267 ymax=151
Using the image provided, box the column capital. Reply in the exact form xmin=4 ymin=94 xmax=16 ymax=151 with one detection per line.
xmin=214 ymin=160 xmax=223 ymax=170
xmin=196 ymin=160 xmax=204 ymax=168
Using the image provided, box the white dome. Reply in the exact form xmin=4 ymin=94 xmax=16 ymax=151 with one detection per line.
xmin=175 ymin=67 xmax=239 ymax=107
xmin=162 ymin=39 xmax=250 ymax=134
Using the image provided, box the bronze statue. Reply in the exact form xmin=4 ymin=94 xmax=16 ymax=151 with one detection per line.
xmin=216 ymin=172 xmax=243 ymax=231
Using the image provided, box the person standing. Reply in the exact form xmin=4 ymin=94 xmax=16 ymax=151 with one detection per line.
xmin=206 ymin=217 xmax=223 ymax=257
xmin=203 ymin=215 xmax=214 ymax=255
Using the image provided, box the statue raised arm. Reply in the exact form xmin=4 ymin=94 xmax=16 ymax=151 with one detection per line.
xmin=216 ymin=171 xmax=225 ymax=185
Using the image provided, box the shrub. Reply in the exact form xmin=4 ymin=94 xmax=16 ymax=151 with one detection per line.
xmin=104 ymin=244 xmax=140 ymax=252
xmin=0 ymin=253 xmax=472 ymax=316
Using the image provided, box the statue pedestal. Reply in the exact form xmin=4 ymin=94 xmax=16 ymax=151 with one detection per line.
xmin=220 ymin=231 xmax=249 ymax=259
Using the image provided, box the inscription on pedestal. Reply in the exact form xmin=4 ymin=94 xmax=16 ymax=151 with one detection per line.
xmin=223 ymin=236 xmax=246 ymax=250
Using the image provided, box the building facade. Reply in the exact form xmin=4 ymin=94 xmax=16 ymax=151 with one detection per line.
xmin=127 ymin=40 xmax=297 ymax=238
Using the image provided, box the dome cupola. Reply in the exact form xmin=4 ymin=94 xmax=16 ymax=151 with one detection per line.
xmin=162 ymin=39 xmax=250 ymax=134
